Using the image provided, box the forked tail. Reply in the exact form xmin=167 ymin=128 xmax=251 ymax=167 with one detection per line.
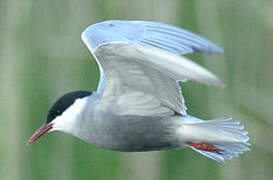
xmin=177 ymin=116 xmax=250 ymax=163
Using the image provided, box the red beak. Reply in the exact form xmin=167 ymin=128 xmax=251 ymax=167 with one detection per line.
xmin=27 ymin=123 xmax=53 ymax=145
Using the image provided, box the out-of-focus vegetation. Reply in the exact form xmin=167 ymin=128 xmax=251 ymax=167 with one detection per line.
xmin=0 ymin=0 xmax=273 ymax=180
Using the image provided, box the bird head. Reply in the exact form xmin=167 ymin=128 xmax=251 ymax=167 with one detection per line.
xmin=27 ymin=91 xmax=92 ymax=145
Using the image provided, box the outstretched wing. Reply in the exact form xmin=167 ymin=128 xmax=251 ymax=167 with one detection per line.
xmin=81 ymin=20 xmax=223 ymax=93
xmin=91 ymin=42 xmax=222 ymax=116
xmin=81 ymin=20 xmax=223 ymax=55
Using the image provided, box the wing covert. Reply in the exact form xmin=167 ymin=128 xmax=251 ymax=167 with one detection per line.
xmin=92 ymin=42 xmax=222 ymax=117
xmin=94 ymin=43 xmax=186 ymax=116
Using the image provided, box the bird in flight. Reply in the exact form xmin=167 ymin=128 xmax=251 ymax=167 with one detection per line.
xmin=27 ymin=20 xmax=250 ymax=163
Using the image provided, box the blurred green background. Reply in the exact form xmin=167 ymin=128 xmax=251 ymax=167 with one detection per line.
xmin=1 ymin=0 xmax=273 ymax=179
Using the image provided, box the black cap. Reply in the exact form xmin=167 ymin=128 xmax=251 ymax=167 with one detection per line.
xmin=46 ymin=91 xmax=92 ymax=124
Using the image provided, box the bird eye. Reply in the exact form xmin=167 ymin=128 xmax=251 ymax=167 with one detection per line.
xmin=56 ymin=110 xmax=62 ymax=115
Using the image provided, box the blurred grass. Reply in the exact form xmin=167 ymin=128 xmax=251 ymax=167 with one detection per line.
xmin=1 ymin=0 xmax=273 ymax=180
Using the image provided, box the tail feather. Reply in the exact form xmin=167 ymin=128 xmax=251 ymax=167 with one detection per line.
xmin=199 ymin=117 xmax=250 ymax=143
xmin=191 ymin=148 xmax=226 ymax=163
xmin=178 ymin=116 xmax=250 ymax=163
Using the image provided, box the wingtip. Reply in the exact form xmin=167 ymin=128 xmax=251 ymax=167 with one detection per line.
xmin=203 ymin=73 xmax=225 ymax=87
xmin=215 ymin=79 xmax=226 ymax=88
xmin=205 ymin=44 xmax=224 ymax=54
xmin=213 ymin=46 xmax=224 ymax=54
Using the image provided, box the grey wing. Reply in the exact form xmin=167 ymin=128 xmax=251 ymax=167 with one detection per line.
xmin=93 ymin=43 xmax=222 ymax=116
xmin=132 ymin=20 xmax=223 ymax=54
xmin=81 ymin=20 xmax=223 ymax=55
xmin=81 ymin=20 xmax=223 ymax=93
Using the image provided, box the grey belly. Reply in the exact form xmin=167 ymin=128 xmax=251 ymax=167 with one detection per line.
xmin=87 ymin=114 xmax=178 ymax=152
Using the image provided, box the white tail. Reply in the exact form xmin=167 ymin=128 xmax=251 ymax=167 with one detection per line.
xmin=177 ymin=116 xmax=250 ymax=163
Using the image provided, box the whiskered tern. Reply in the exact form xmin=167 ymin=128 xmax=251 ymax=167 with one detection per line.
xmin=27 ymin=20 xmax=250 ymax=163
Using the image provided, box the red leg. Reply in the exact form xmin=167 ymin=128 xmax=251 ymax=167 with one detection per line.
xmin=187 ymin=142 xmax=220 ymax=153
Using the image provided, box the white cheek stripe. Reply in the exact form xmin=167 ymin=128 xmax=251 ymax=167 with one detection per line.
xmin=51 ymin=97 xmax=88 ymax=132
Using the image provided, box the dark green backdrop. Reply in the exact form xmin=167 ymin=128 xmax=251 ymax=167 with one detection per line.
xmin=1 ymin=0 xmax=272 ymax=180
